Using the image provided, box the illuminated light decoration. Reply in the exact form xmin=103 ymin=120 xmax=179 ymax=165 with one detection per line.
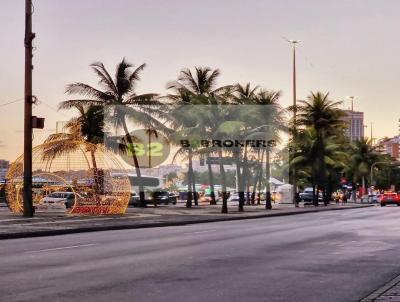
xmin=6 ymin=143 xmax=130 ymax=215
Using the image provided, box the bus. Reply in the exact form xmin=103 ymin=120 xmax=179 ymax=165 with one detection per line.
xmin=127 ymin=174 xmax=165 ymax=206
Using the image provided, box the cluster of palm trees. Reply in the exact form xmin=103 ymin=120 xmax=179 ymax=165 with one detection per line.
xmin=292 ymin=93 xmax=393 ymax=205
xmin=41 ymin=58 xmax=395 ymax=212
xmin=41 ymin=58 xmax=288 ymax=213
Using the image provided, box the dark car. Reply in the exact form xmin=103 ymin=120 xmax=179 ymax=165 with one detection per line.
xmin=299 ymin=187 xmax=323 ymax=202
xmin=152 ymin=190 xmax=177 ymax=205
xmin=130 ymin=190 xmax=177 ymax=207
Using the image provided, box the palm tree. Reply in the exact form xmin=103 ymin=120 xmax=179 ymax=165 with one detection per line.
xmin=293 ymin=127 xmax=347 ymax=204
xmin=347 ymin=138 xmax=382 ymax=198
xmin=41 ymin=104 xmax=104 ymax=192
xmin=167 ymin=67 xmax=232 ymax=208
xmin=59 ymin=59 xmax=163 ymax=207
xmin=294 ymin=92 xmax=346 ymax=205
xmin=296 ymin=92 xmax=344 ymax=136
xmin=232 ymin=83 xmax=259 ymax=209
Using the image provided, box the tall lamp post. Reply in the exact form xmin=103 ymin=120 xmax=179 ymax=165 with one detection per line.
xmin=23 ymin=0 xmax=35 ymax=217
xmin=287 ymin=39 xmax=300 ymax=207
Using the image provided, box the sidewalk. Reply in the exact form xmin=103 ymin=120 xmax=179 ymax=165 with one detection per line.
xmin=362 ymin=275 xmax=400 ymax=301
xmin=0 ymin=202 xmax=373 ymax=240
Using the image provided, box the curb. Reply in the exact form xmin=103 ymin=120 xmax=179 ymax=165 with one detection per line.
xmin=361 ymin=274 xmax=400 ymax=301
xmin=0 ymin=204 xmax=373 ymax=240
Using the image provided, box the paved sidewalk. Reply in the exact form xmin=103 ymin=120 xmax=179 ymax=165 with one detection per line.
xmin=362 ymin=275 xmax=400 ymax=301
xmin=0 ymin=202 xmax=373 ymax=240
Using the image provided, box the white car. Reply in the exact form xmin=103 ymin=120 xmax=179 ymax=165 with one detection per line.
xmin=40 ymin=192 xmax=76 ymax=209
xmin=227 ymin=192 xmax=251 ymax=204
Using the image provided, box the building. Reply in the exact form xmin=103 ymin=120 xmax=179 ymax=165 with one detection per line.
xmin=342 ymin=110 xmax=364 ymax=141
xmin=139 ymin=164 xmax=183 ymax=178
xmin=0 ymin=160 xmax=9 ymax=181
xmin=377 ymin=136 xmax=400 ymax=161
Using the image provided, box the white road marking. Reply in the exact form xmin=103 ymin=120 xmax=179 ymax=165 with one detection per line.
xmin=184 ymin=230 xmax=217 ymax=235
xmin=25 ymin=244 xmax=97 ymax=254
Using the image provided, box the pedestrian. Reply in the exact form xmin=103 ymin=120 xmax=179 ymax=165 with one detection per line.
xmin=295 ymin=192 xmax=301 ymax=207
xmin=342 ymin=193 xmax=347 ymax=205
xmin=335 ymin=193 xmax=340 ymax=204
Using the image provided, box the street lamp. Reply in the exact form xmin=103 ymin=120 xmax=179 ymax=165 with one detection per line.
xmin=287 ymin=39 xmax=300 ymax=207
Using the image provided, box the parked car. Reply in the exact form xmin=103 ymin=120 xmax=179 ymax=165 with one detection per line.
xmin=130 ymin=190 xmax=177 ymax=207
xmin=380 ymin=192 xmax=400 ymax=206
xmin=299 ymin=187 xmax=322 ymax=202
xmin=168 ymin=192 xmax=178 ymax=204
xmin=40 ymin=192 xmax=76 ymax=209
xmin=227 ymin=192 xmax=251 ymax=204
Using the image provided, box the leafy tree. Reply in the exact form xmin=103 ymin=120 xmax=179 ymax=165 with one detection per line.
xmin=59 ymin=59 xmax=163 ymax=207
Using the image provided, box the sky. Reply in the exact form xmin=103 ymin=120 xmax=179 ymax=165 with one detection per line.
xmin=0 ymin=0 xmax=400 ymax=161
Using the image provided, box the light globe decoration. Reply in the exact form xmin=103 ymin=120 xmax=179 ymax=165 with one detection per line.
xmin=6 ymin=142 xmax=131 ymax=215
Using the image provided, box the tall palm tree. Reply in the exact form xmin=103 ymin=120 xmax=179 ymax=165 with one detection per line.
xmin=59 ymin=59 xmax=163 ymax=207
xmin=255 ymin=89 xmax=284 ymax=209
xmin=347 ymin=138 xmax=382 ymax=197
xmin=232 ymin=83 xmax=259 ymax=209
xmin=296 ymin=92 xmax=344 ymax=136
xmin=167 ymin=67 xmax=232 ymax=208
xmin=41 ymin=104 xmax=104 ymax=192
xmin=294 ymin=92 xmax=346 ymax=204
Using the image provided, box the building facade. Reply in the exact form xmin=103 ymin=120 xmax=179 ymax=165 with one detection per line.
xmin=377 ymin=136 xmax=400 ymax=161
xmin=342 ymin=110 xmax=364 ymax=141
xmin=0 ymin=160 xmax=9 ymax=181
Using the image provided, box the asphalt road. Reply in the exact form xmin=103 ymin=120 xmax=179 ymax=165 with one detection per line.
xmin=1 ymin=206 xmax=400 ymax=302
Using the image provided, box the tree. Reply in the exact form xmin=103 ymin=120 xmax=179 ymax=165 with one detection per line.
xmin=167 ymin=67 xmax=232 ymax=209
xmin=41 ymin=104 xmax=104 ymax=193
xmin=347 ymin=138 xmax=383 ymax=197
xmin=59 ymin=59 xmax=163 ymax=207
xmin=293 ymin=91 xmax=346 ymax=205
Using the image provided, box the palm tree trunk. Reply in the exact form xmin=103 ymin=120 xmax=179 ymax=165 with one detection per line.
xmin=312 ymin=184 xmax=318 ymax=207
xmin=192 ymin=170 xmax=198 ymax=206
xmin=207 ymin=155 xmax=216 ymax=205
xmin=242 ymin=145 xmax=250 ymax=205
xmin=121 ymin=119 xmax=146 ymax=207
xmin=265 ymin=147 xmax=272 ymax=210
xmin=187 ymin=148 xmax=194 ymax=208
xmin=362 ymin=176 xmax=366 ymax=202
xmin=257 ymin=150 xmax=265 ymax=205
xmin=235 ymin=150 xmax=245 ymax=212
xmin=218 ymin=149 xmax=228 ymax=213
xmin=250 ymin=149 xmax=260 ymax=205
xmin=89 ymin=149 xmax=100 ymax=194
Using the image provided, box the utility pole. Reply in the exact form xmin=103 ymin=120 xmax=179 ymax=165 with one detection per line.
xmin=287 ymin=39 xmax=300 ymax=207
xmin=23 ymin=0 xmax=35 ymax=217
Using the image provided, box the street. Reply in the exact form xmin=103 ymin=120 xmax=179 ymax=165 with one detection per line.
xmin=1 ymin=206 xmax=400 ymax=302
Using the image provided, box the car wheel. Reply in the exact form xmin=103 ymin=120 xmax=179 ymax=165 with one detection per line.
xmin=381 ymin=203 xmax=386 ymax=207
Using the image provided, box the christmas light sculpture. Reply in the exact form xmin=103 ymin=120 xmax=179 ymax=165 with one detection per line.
xmin=6 ymin=143 xmax=131 ymax=215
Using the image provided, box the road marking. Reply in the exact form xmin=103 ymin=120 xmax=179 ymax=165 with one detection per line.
xmin=184 ymin=230 xmax=217 ymax=235
xmin=25 ymin=244 xmax=97 ymax=254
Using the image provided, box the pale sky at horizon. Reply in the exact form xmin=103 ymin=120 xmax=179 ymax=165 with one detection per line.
xmin=1 ymin=0 xmax=400 ymax=161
